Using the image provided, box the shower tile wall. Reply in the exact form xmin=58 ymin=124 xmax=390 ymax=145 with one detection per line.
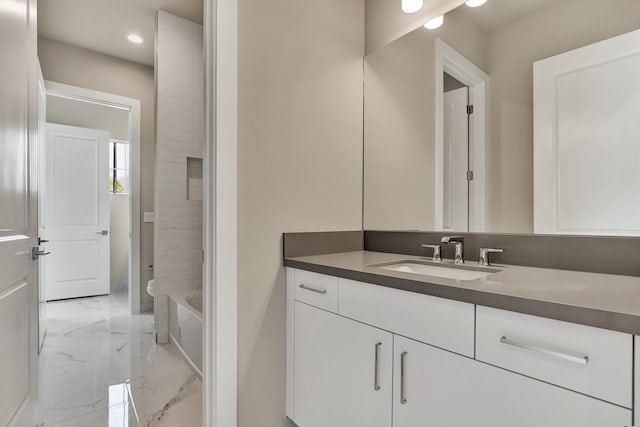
xmin=155 ymin=10 xmax=204 ymax=342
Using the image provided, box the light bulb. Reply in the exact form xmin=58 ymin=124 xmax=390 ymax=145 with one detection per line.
xmin=465 ymin=0 xmax=488 ymax=7
xmin=424 ymin=15 xmax=444 ymax=30
xmin=402 ymin=0 xmax=423 ymax=14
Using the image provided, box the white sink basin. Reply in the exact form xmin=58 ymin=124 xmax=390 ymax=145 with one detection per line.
xmin=373 ymin=262 xmax=497 ymax=281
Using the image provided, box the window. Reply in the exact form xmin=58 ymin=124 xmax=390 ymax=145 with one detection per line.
xmin=109 ymin=140 xmax=130 ymax=194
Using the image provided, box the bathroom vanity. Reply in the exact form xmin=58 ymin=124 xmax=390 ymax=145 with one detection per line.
xmin=282 ymin=0 xmax=640 ymax=425
xmin=284 ymin=245 xmax=640 ymax=427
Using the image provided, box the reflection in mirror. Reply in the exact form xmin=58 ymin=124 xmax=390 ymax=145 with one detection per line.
xmin=364 ymin=0 xmax=640 ymax=236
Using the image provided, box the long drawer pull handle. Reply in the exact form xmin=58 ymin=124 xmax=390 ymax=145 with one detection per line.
xmin=298 ymin=284 xmax=327 ymax=295
xmin=400 ymin=351 xmax=408 ymax=404
xmin=374 ymin=342 xmax=382 ymax=391
xmin=500 ymin=336 xmax=589 ymax=366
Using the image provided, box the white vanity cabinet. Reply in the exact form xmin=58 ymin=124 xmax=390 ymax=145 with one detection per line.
xmin=286 ymin=268 xmax=634 ymax=427
xmin=293 ymin=301 xmax=393 ymax=427
xmin=392 ymin=335 xmax=631 ymax=427
xmin=476 ymin=306 xmax=633 ymax=408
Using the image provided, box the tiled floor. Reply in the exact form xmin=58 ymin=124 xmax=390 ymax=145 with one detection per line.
xmin=39 ymin=293 xmax=202 ymax=427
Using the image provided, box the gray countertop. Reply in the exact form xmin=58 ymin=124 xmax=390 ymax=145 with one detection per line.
xmin=284 ymin=251 xmax=640 ymax=335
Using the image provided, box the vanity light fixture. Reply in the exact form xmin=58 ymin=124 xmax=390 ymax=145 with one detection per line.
xmin=465 ymin=0 xmax=488 ymax=7
xmin=424 ymin=15 xmax=444 ymax=30
xmin=127 ymin=34 xmax=144 ymax=44
xmin=402 ymin=0 xmax=423 ymax=14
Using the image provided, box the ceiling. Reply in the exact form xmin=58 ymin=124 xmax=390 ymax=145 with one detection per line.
xmin=38 ymin=0 xmax=203 ymax=66
xmin=456 ymin=0 xmax=561 ymax=33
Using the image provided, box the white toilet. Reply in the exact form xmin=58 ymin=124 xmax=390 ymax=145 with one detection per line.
xmin=147 ymin=279 xmax=155 ymax=297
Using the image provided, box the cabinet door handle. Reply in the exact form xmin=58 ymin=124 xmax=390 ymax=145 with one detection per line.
xmin=500 ymin=336 xmax=589 ymax=365
xmin=298 ymin=284 xmax=327 ymax=295
xmin=374 ymin=342 xmax=382 ymax=391
xmin=400 ymin=351 xmax=408 ymax=404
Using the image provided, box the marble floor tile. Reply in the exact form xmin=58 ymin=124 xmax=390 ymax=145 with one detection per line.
xmin=40 ymin=293 xmax=202 ymax=427
xmin=46 ymin=401 xmax=140 ymax=427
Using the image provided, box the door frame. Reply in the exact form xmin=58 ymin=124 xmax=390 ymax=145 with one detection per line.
xmin=204 ymin=0 xmax=238 ymax=425
xmin=42 ymin=81 xmax=143 ymax=314
xmin=435 ymin=39 xmax=489 ymax=232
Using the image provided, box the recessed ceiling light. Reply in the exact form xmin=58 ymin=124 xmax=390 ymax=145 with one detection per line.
xmin=465 ymin=0 xmax=488 ymax=7
xmin=127 ymin=34 xmax=144 ymax=44
xmin=424 ymin=15 xmax=444 ymax=30
xmin=402 ymin=0 xmax=423 ymax=14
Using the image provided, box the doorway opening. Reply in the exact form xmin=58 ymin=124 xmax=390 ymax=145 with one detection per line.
xmin=442 ymin=73 xmax=470 ymax=232
xmin=435 ymin=39 xmax=489 ymax=232
xmin=39 ymin=81 xmax=142 ymax=314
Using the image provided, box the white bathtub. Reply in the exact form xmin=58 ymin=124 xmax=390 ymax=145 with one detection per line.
xmin=169 ymin=291 xmax=202 ymax=380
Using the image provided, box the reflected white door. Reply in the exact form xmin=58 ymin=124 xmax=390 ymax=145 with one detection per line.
xmin=45 ymin=124 xmax=110 ymax=300
xmin=534 ymin=28 xmax=640 ymax=235
xmin=443 ymin=87 xmax=469 ymax=231
xmin=0 ymin=0 xmax=39 ymax=424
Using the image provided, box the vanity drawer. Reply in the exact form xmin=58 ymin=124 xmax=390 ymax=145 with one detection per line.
xmin=476 ymin=306 xmax=632 ymax=408
xmin=294 ymin=270 xmax=339 ymax=313
xmin=338 ymin=278 xmax=475 ymax=357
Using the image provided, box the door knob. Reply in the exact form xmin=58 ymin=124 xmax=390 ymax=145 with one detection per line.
xmin=96 ymin=230 xmax=110 ymax=236
xmin=31 ymin=247 xmax=51 ymax=260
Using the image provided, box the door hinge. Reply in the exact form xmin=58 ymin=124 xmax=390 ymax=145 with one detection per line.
xmin=467 ymin=171 xmax=474 ymax=181
xmin=467 ymin=105 xmax=474 ymax=115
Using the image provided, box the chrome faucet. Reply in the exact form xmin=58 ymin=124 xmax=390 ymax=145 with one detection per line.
xmin=441 ymin=236 xmax=465 ymax=264
xmin=421 ymin=244 xmax=442 ymax=262
xmin=478 ymin=248 xmax=504 ymax=267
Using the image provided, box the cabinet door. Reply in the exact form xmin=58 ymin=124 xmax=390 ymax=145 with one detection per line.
xmin=393 ymin=335 xmax=631 ymax=427
xmin=294 ymin=302 xmax=393 ymax=427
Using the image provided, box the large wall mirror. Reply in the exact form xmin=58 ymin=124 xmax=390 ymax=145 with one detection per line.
xmin=364 ymin=0 xmax=640 ymax=236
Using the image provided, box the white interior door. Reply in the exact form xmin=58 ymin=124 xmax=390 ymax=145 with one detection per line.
xmin=534 ymin=28 xmax=640 ymax=235
xmin=443 ymin=87 xmax=469 ymax=231
xmin=45 ymin=123 xmax=110 ymax=301
xmin=0 ymin=0 xmax=39 ymax=424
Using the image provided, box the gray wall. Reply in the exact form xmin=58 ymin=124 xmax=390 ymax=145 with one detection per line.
xmin=38 ymin=37 xmax=156 ymax=307
xmin=237 ymin=0 xmax=365 ymax=425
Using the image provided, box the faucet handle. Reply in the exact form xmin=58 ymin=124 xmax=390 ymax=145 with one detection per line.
xmin=421 ymin=244 xmax=442 ymax=262
xmin=478 ymin=248 xmax=504 ymax=267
